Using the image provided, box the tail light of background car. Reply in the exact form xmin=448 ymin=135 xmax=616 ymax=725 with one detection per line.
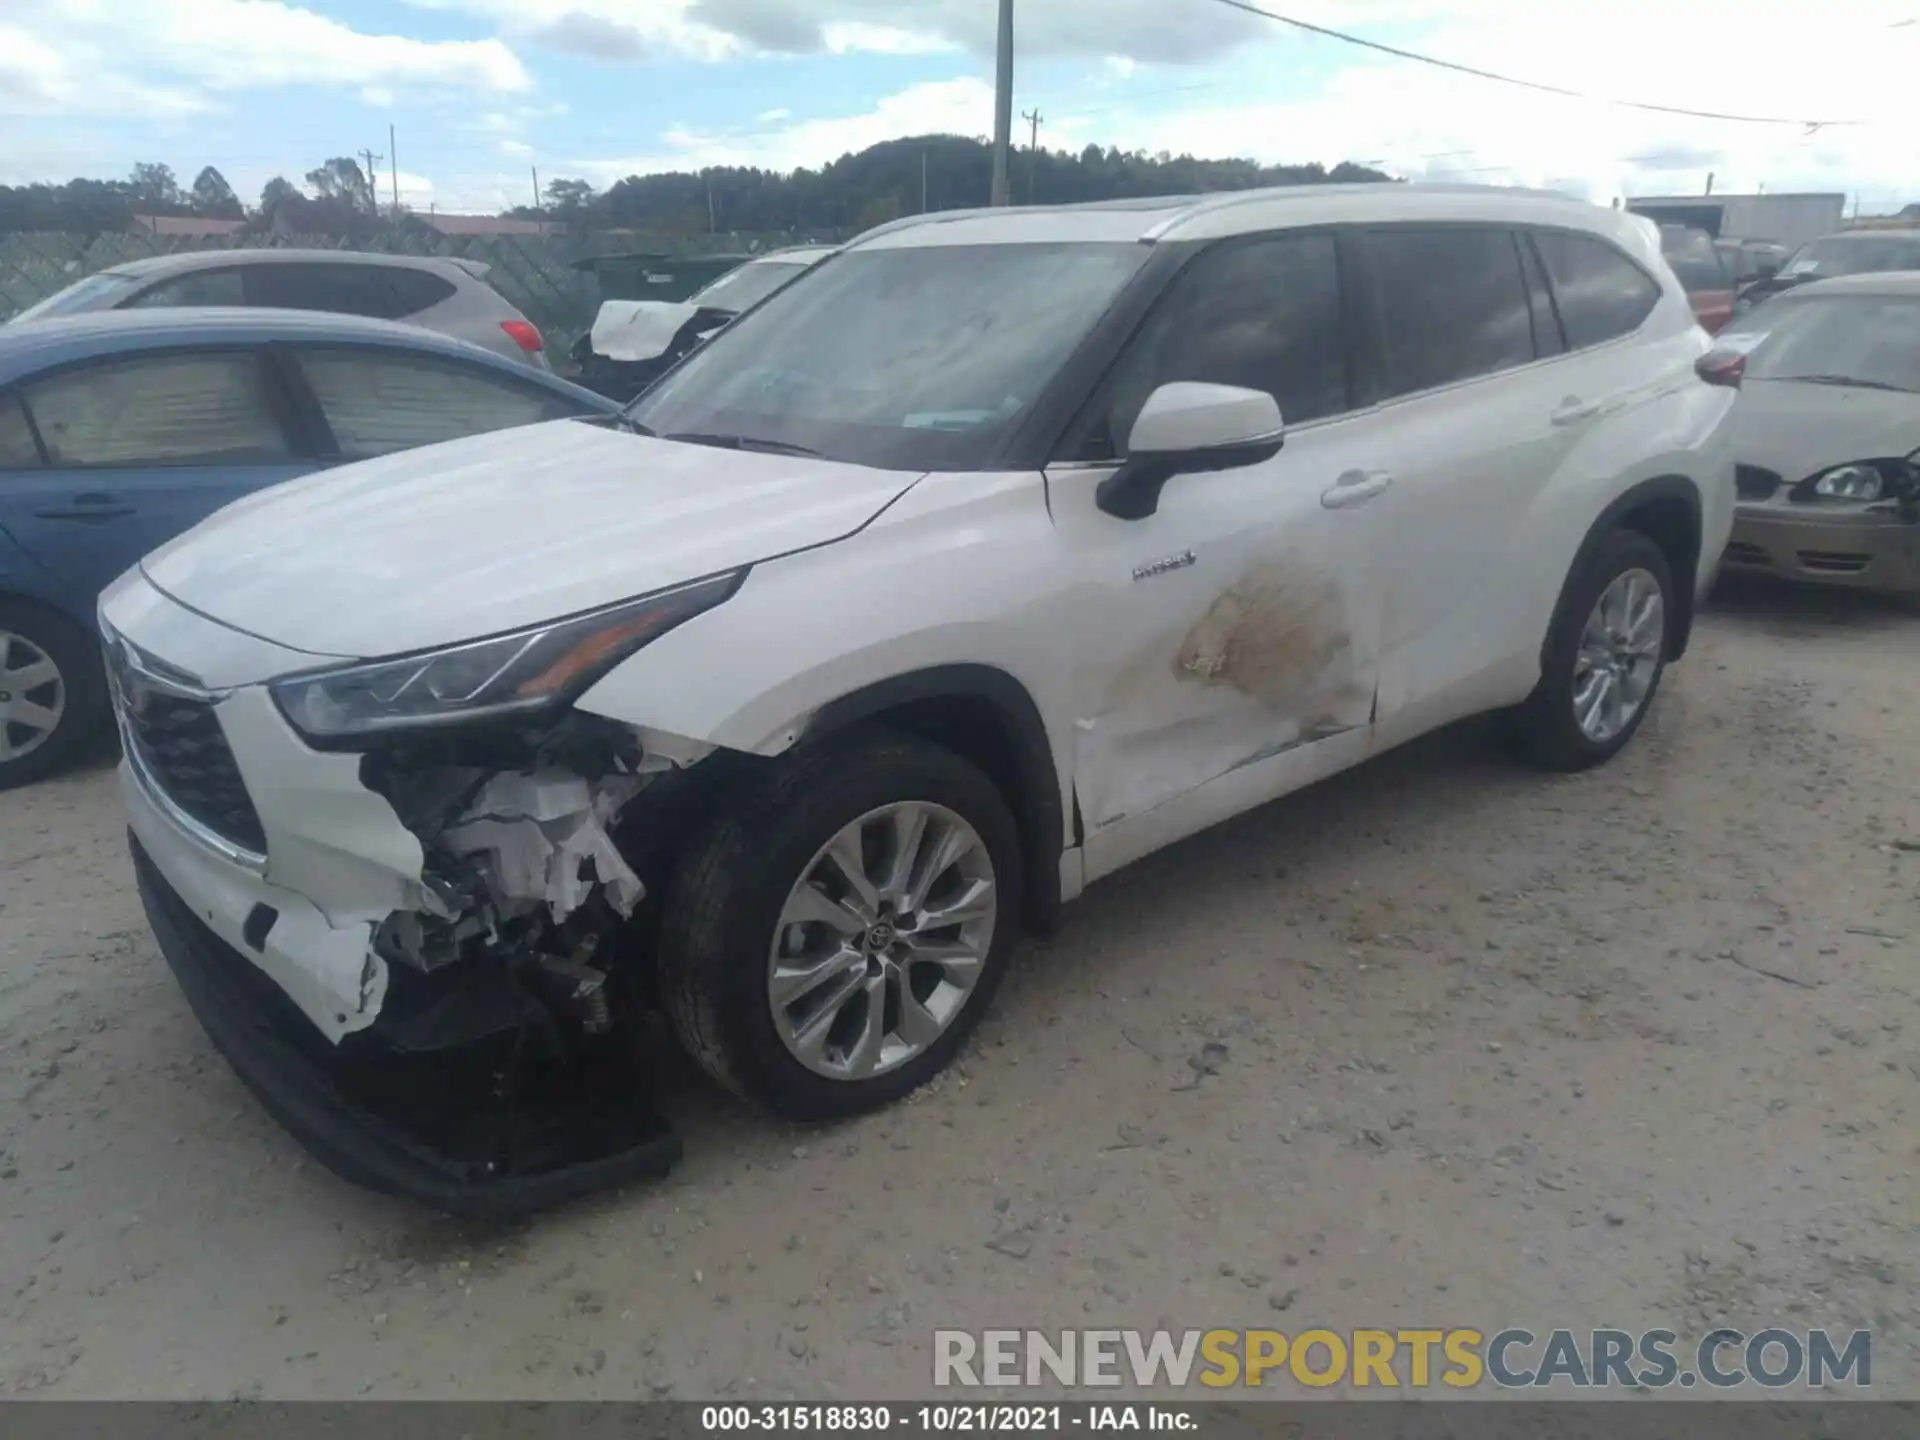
xmin=500 ymin=319 xmax=544 ymax=354
xmin=1695 ymin=350 xmax=1745 ymax=388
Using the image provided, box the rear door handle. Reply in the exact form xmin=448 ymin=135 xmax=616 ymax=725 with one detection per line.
xmin=1322 ymin=469 xmax=1393 ymax=510
xmin=1551 ymin=397 xmax=1602 ymax=426
xmin=32 ymin=493 xmax=136 ymax=522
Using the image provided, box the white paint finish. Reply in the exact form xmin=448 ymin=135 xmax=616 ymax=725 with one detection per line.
xmin=216 ymin=686 xmax=433 ymax=925
xmin=1081 ymin=725 xmax=1377 ymax=884
xmin=124 ymin=761 xmax=387 ymax=1042
xmin=1046 ymin=411 xmax=1385 ymax=836
xmin=139 ymin=421 xmax=926 ymax=659
xmin=1127 ymin=382 xmax=1283 ymax=455
xmin=576 ymin=466 xmax=1075 ymax=785
xmin=98 ymin=565 xmax=346 ymax=687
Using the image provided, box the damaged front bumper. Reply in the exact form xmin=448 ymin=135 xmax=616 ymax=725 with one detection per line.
xmin=106 ymin=575 xmax=688 ymax=1213
xmin=132 ymin=833 xmax=678 ymax=1216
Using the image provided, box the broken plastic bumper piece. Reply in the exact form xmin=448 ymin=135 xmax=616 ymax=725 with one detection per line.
xmin=133 ymin=834 xmax=680 ymax=1217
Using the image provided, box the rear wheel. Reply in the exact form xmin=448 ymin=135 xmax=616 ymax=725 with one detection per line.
xmin=1507 ymin=530 xmax=1673 ymax=771
xmin=0 ymin=601 xmax=104 ymax=790
xmin=658 ymin=732 xmax=1021 ymax=1120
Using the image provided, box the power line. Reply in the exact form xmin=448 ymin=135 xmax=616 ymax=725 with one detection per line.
xmin=1199 ymin=0 xmax=1862 ymax=129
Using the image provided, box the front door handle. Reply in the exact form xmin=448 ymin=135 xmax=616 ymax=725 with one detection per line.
xmin=1551 ymin=396 xmax=1602 ymax=426
xmin=33 ymin=492 xmax=135 ymax=522
xmin=1322 ymin=469 xmax=1393 ymax=510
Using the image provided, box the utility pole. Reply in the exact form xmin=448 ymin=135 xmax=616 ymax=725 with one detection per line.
xmin=990 ymin=0 xmax=1014 ymax=206
xmin=922 ymin=150 xmax=929 ymax=213
xmin=707 ymin=177 xmax=717 ymax=234
xmin=1705 ymin=170 xmax=1715 ymax=196
xmin=1022 ymin=108 xmax=1043 ymax=204
xmin=389 ymin=123 xmax=400 ymax=218
xmin=358 ymin=147 xmax=383 ymax=216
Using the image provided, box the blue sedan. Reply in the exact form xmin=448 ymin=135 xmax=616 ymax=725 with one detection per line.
xmin=0 ymin=307 xmax=619 ymax=787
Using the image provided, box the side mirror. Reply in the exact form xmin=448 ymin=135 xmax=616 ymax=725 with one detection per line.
xmin=1095 ymin=382 xmax=1285 ymax=521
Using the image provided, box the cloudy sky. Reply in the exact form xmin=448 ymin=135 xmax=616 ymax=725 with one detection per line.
xmin=7 ymin=0 xmax=1920 ymax=215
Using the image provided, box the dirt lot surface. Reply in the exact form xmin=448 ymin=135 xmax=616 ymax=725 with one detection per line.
xmin=1 ymin=583 xmax=1915 ymax=1400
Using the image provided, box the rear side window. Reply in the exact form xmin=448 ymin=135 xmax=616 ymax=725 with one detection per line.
xmin=123 ymin=269 xmax=246 ymax=308
xmin=19 ymin=354 xmax=291 ymax=467
xmin=1082 ymin=231 xmax=1349 ymax=458
xmin=294 ymin=347 xmax=581 ymax=460
xmin=1532 ymin=231 xmax=1661 ymax=349
xmin=385 ymin=269 xmax=460 ymax=316
xmin=0 ymin=393 xmax=41 ymax=469
xmin=1364 ymin=227 xmax=1535 ymax=396
xmin=244 ymin=264 xmax=414 ymax=319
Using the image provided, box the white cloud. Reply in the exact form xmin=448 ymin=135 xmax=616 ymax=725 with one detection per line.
xmin=572 ymin=76 xmax=994 ymax=179
xmin=5 ymin=0 xmax=530 ymax=128
xmin=499 ymin=138 xmax=534 ymax=157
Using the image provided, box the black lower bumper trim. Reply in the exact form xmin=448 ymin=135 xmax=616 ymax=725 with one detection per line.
xmin=132 ymin=832 xmax=680 ymax=1217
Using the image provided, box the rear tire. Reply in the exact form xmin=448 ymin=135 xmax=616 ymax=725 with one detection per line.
xmin=657 ymin=731 xmax=1021 ymax=1121
xmin=1507 ymin=530 xmax=1674 ymax=772
xmin=0 ymin=600 xmax=104 ymax=791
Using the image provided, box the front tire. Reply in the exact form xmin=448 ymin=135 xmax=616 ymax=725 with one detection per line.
xmin=1508 ymin=530 xmax=1674 ymax=772
xmin=657 ymin=732 xmax=1022 ymax=1121
xmin=0 ymin=601 xmax=104 ymax=791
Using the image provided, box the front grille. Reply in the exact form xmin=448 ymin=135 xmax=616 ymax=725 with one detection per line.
xmin=108 ymin=642 xmax=267 ymax=857
xmin=1723 ymin=541 xmax=1770 ymax=567
xmin=1798 ymin=550 xmax=1871 ymax=575
xmin=1735 ymin=465 xmax=1782 ymax=501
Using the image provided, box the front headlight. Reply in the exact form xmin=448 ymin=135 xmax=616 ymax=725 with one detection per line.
xmin=271 ymin=571 xmax=743 ymax=744
xmin=1809 ymin=464 xmax=1884 ymax=502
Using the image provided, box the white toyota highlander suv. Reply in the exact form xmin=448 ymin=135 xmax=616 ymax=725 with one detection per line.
xmin=102 ymin=184 xmax=1736 ymax=1212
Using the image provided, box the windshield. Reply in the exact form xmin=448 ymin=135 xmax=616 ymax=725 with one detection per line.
xmin=690 ymin=258 xmax=812 ymax=314
xmin=1743 ymin=295 xmax=1920 ymax=392
xmin=1778 ymin=235 xmax=1920 ymax=280
xmin=10 ymin=271 xmax=139 ymax=323
xmin=628 ymin=242 xmax=1152 ymax=470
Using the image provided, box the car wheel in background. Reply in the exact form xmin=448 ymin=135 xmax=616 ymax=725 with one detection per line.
xmin=1506 ymin=529 xmax=1674 ymax=772
xmin=0 ymin=600 xmax=105 ymax=790
xmin=658 ymin=731 xmax=1021 ymax=1121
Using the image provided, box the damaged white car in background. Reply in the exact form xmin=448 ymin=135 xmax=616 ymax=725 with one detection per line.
xmin=107 ymin=183 xmax=1734 ymax=1214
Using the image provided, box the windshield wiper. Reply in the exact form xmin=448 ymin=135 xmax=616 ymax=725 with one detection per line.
xmin=662 ymin=430 xmax=823 ymax=458
xmin=588 ymin=413 xmax=658 ymax=436
xmin=1773 ymin=373 xmax=1915 ymax=393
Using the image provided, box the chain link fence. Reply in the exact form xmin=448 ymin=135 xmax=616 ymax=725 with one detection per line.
xmin=0 ymin=228 xmax=818 ymax=354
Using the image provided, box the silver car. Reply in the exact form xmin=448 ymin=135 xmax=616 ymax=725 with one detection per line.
xmin=9 ymin=249 xmax=550 ymax=368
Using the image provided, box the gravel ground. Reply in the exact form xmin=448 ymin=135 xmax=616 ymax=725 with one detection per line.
xmin=0 ymin=581 xmax=1914 ymax=1400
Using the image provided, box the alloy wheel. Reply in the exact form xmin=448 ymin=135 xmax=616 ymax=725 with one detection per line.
xmin=1572 ymin=567 xmax=1664 ymax=744
xmin=0 ymin=629 xmax=66 ymax=764
xmin=767 ymin=801 xmax=997 ymax=1081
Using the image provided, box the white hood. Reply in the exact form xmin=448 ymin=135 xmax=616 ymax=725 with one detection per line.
xmin=588 ymin=300 xmax=702 ymax=363
xmin=140 ymin=419 xmax=922 ymax=660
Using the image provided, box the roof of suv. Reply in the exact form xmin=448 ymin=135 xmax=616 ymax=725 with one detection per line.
xmin=849 ymin=182 xmax=1626 ymax=251
xmin=101 ymin=248 xmax=491 ymax=282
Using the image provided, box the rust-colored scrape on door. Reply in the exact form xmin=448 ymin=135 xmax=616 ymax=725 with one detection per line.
xmin=1172 ymin=559 xmax=1371 ymax=734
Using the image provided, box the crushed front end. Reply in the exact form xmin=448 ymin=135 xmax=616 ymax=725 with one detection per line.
xmin=101 ymin=570 xmax=741 ymax=1216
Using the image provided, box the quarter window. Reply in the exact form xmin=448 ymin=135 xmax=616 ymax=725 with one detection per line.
xmin=294 ymin=348 xmax=581 ymax=460
xmin=1532 ymin=230 xmax=1661 ymax=349
xmin=1365 ymin=227 xmax=1535 ymax=396
xmin=1084 ymin=231 xmax=1349 ymax=458
xmin=19 ymin=353 xmax=291 ymax=467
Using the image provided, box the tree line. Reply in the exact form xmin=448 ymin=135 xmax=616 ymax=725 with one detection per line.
xmin=1 ymin=138 xmax=1395 ymax=239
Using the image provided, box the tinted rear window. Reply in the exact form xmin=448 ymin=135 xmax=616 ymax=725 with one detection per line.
xmin=1365 ymin=227 xmax=1535 ymax=396
xmin=243 ymin=263 xmax=447 ymax=319
xmin=1532 ymin=231 xmax=1661 ymax=349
